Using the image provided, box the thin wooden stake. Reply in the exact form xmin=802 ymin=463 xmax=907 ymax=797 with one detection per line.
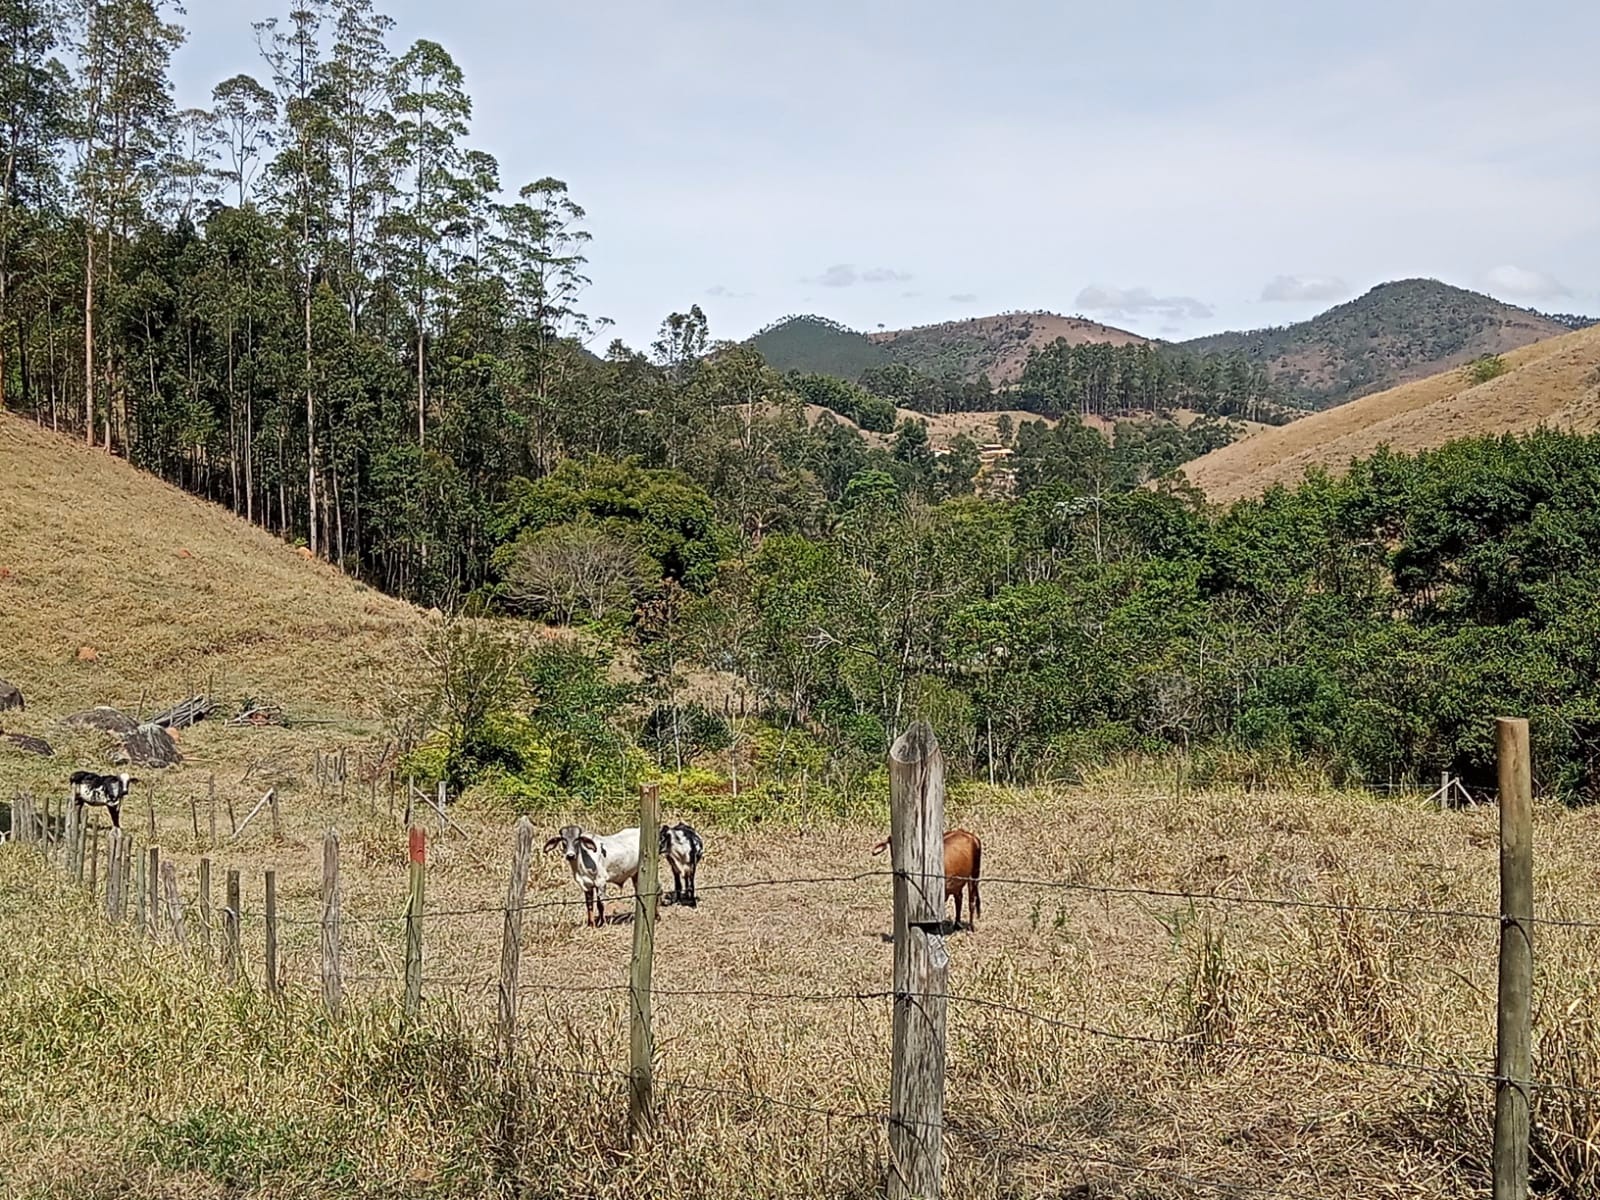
xmin=208 ymin=775 xmax=217 ymax=847
xmin=134 ymin=842 xmax=148 ymax=931
xmin=1494 ymin=717 xmax=1533 ymax=1200
xmin=498 ymin=817 xmax=534 ymax=1063
xmin=89 ymin=822 xmax=101 ymax=895
xmin=269 ymin=789 xmax=282 ymax=841
xmin=404 ymin=827 xmax=426 ymax=1023
xmin=147 ymin=847 xmax=160 ymax=938
xmin=146 ymin=801 xmax=156 ymax=843
xmin=118 ymin=835 xmax=133 ymax=922
xmin=225 ymin=869 xmax=241 ymax=983
xmin=230 ymin=789 xmax=275 ymax=840
xmin=198 ymin=858 xmax=212 ymax=962
xmin=629 ymin=783 xmax=661 ymax=1144
xmin=320 ymin=829 xmax=342 ymax=1018
xmin=104 ymin=828 xmax=121 ymax=919
xmin=888 ymin=721 xmax=949 ymax=1200
xmin=265 ymin=869 xmax=279 ymax=999
xmin=161 ymin=861 xmax=188 ymax=949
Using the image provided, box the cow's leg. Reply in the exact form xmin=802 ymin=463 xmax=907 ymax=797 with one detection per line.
xmin=684 ymin=861 xmax=698 ymax=907
xmin=667 ymin=859 xmax=683 ymax=905
xmin=595 ymin=886 xmax=606 ymax=927
xmin=952 ymin=887 xmax=963 ymax=932
xmin=108 ymin=799 xmax=120 ymax=832
xmin=584 ymin=888 xmax=595 ymax=927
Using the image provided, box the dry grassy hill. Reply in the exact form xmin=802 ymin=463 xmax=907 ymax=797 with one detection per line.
xmin=869 ymin=312 xmax=1148 ymax=383
xmin=0 ymin=413 xmax=418 ymax=734
xmin=1181 ymin=325 xmax=1600 ymax=503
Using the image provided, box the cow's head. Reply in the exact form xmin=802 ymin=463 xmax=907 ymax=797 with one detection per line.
xmin=544 ymin=825 xmax=598 ymax=863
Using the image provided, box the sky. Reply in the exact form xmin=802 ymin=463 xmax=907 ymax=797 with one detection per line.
xmin=174 ymin=0 xmax=1600 ymax=351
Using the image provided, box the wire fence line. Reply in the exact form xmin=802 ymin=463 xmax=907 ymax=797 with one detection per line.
xmin=8 ymin=770 xmax=1597 ymax=1200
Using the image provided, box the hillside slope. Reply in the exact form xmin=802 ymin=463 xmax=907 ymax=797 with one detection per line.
xmin=1181 ymin=279 xmax=1570 ymax=408
xmin=0 ymin=413 xmax=418 ymax=723
xmin=1181 ymin=325 xmax=1600 ymax=503
xmin=747 ymin=315 xmax=889 ymax=378
xmin=869 ymin=312 xmax=1148 ymax=382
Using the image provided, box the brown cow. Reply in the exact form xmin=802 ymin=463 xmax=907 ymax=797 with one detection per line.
xmin=870 ymin=828 xmax=983 ymax=930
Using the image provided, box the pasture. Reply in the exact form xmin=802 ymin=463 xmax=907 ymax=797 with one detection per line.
xmin=4 ymin=755 xmax=1600 ymax=1199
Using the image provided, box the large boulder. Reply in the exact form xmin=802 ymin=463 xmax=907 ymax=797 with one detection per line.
xmin=0 ymin=678 xmax=22 ymax=711
xmin=63 ymin=706 xmax=138 ymax=735
xmin=116 ymin=723 xmax=182 ymax=768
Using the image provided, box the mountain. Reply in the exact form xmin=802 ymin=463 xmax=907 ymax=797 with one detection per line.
xmin=0 ymin=412 xmax=417 ymax=722
xmin=748 ymin=311 xmax=1145 ymax=384
xmin=1179 ymin=324 xmax=1600 ymax=503
xmin=747 ymin=315 xmax=890 ymax=378
xmin=1180 ymin=279 xmax=1573 ymax=409
xmin=866 ymin=312 xmax=1148 ymax=382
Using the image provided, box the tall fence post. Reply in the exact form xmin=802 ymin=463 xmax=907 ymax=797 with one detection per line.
xmin=147 ymin=847 xmax=160 ymax=937
xmin=888 ymin=721 xmax=949 ymax=1200
xmin=208 ymin=775 xmax=217 ymax=848
xmin=1494 ymin=716 xmax=1533 ymax=1200
xmin=161 ymin=861 xmax=188 ymax=950
xmin=499 ymin=817 xmax=534 ymax=1063
xmin=117 ymin=835 xmax=133 ymax=923
xmin=134 ymin=841 xmax=148 ymax=932
xmin=321 ymin=829 xmax=343 ymax=1019
xmin=225 ymin=869 xmax=241 ymax=983
xmin=629 ymin=783 xmax=660 ymax=1144
xmin=265 ymin=869 xmax=279 ymax=999
xmin=404 ymin=827 xmax=426 ymax=1023
xmin=198 ymin=858 xmax=212 ymax=962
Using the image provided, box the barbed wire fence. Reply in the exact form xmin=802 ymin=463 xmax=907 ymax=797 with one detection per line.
xmin=5 ymin=717 xmax=1591 ymax=1197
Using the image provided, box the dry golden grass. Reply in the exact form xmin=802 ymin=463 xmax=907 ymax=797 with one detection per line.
xmin=5 ymin=777 xmax=1599 ymax=1199
xmin=0 ymin=412 xmax=419 ymax=725
xmin=1181 ymin=325 xmax=1600 ymax=503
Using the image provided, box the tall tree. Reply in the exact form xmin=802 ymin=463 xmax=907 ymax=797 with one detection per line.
xmin=211 ymin=73 xmax=275 ymax=208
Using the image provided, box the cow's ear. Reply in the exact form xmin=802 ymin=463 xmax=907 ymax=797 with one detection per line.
xmin=542 ymin=836 xmax=564 ymax=854
xmin=579 ymin=836 xmax=599 ymax=854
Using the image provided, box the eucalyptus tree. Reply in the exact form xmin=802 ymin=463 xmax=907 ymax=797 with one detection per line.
xmin=211 ymin=73 xmax=275 ymax=208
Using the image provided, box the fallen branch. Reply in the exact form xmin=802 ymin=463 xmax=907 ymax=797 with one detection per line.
xmin=230 ymin=789 xmax=276 ymax=841
xmin=412 ymin=782 xmax=467 ymax=838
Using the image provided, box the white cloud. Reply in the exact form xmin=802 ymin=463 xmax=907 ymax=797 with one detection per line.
xmin=806 ymin=263 xmax=912 ymax=288
xmin=1075 ymin=284 xmax=1213 ymax=322
xmin=706 ymin=284 xmax=752 ymax=299
xmin=949 ymin=292 xmax=978 ymax=303
xmin=1261 ymin=274 xmax=1350 ymax=302
xmin=1485 ymin=264 xmax=1571 ymax=301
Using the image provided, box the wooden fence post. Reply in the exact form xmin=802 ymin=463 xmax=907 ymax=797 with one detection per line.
xmin=404 ymin=827 xmax=426 ymax=1023
xmin=225 ymin=869 xmax=241 ymax=983
xmin=147 ymin=847 xmax=160 ymax=938
xmin=321 ymin=829 xmax=342 ymax=1018
xmin=161 ymin=861 xmax=188 ymax=950
xmin=498 ymin=817 xmax=534 ymax=1063
xmin=629 ymin=783 xmax=661 ymax=1144
xmin=888 ymin=721 xmax=949 ymax=1200
xmin=269 ymin=789 xmax=282 ymax=842
xmin=198 ymin=858 xmax=212 ymax=962
xmin=265 ymin=869 xmax=279 ymax=999
xmin=88 ymin=823 xmax=101 ymax=895
xmin=117 ymin=835 xmax=133 ymax=923
xmin=134 ymin=841 xmax=148 ymax=931
xmin=1494 ymin=717 xmax=1533 ymax=1200
xmin=103 ymin=829 xmax=120 ymax=919
xmin=208 ymin=775 xmax=217 ymax=848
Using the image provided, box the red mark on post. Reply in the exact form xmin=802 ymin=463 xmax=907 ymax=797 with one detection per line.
xmin=409 ymin=827 xmax=426 ymax=864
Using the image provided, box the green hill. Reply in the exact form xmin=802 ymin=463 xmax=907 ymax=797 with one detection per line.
xmin=1180 ymin=279 xmax=1571 ymax=408
xmin=747 ymin=315 xmax=888 ymax=378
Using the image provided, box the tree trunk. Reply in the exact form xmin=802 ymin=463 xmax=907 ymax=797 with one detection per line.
xmin=84 ymin=227 xmax=95 ymax=444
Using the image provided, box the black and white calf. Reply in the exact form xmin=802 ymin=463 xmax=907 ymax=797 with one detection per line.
xmin=659 ymin=822 xmax=704 ymax=907
xmin=70 ymin=770 xmax=137 ymax=830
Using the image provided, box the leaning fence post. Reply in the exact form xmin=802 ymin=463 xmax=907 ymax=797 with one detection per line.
xmin=225 ymin=869 xmax=241 ymax=983
xmin=888 ymin=721 xmax=949 ymax=1200
xmin=147 ymin=847 xmax=160 ymax=938
xmin=1494 ymin=717 xmax=1533 ymax=1200
xmin=499 ymin=817 xmax=534 ymax=1063
xmin=265 ymin=869 xmax=279 ymax=999
xmin=321 ymin=829 xmax=343 ymax=1019
xmin=404 ymin=827 xmax=426 ymax=1023
xmin=629 ymin=783 xmax=661 ymax=1144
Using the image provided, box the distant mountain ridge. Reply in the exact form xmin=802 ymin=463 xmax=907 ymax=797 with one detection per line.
xmin=1179 ymin=279 xmax=1574 ymax=409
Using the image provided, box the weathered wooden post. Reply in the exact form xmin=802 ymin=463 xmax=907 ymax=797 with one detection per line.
xmin=197 ymin=858 xmax=212 ymax=962
xmin=224 ymin=869 xmax=242 ymax=983
xmin=88 ymin=822 xmax=101 ymax=895
xmin=321 ymin=829 xmax=343 ymax=1018
xmin=134 ymin=842 xmax=148 ymax=931
xmin=1494 ymin=717 xmax=1533 ymax=1200
xmin=189 ymin=792 xmax=200 ymax=841
xmin=161 ymin=861 xmax=188 ymax=949
xmin=104 ymin=829 xmax=122 ymax=919
xmin=404 ymin=827 xmax=426 ymax=1023
xmin=265 ymin=869 xmax=279 ymax=999
xmin=629 ymin=783 xmax=661 ymax=1144
xmin=888 ymin=721 xmax=949 ymax=1200
xmin=208 ymin=775 xmax=217 ymax=847
xmin=147 ymin=847 xmax=160 ymax=937
xmin=498 ymin=817 xmax=534 ymax=1063
xmin=269 ymin=789 xmax=282 ymax=842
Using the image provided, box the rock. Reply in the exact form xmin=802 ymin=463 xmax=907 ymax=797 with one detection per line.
xmin=116 ymin=723 xmax=183 ymax=768
xmin=4 ymin=733 xmax=53 ymax=757
xmin=0 ymin=678 xmax=21 ymax=711
xmin=77 ymin=645 xmax=98 ymax=662
xmin=63 ymin=706 xmax=138 ymax=735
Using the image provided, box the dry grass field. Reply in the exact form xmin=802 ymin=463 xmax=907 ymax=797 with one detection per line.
xmin=4 ymin=416 xmax=1600 ymax=1199
xmin=1182 ymin=325 xmax=1600 ymax=503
